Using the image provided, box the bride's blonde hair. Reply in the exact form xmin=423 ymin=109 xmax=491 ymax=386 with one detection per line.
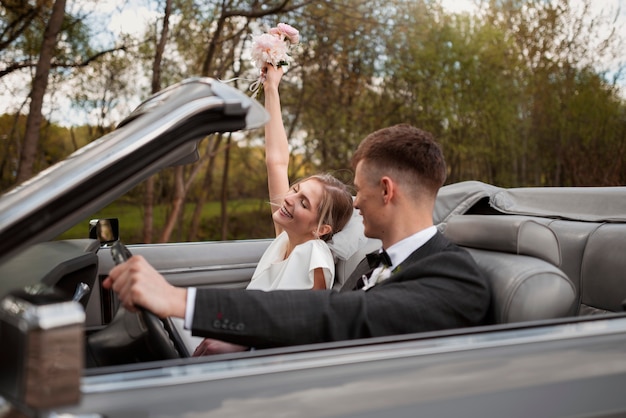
xmin=292 ymin=173 xmax=353 ymax=242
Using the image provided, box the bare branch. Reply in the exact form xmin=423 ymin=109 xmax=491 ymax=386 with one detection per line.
xmin=0 ymin=45 xmax=127 ymax=78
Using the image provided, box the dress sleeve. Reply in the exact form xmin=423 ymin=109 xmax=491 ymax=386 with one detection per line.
xmin=247 ymin=236 xmax=336 ymax=290
xmin=306 ymin=240 xmax=335 ymax=289
xmin=269 ymin=240 xmax=335 ymax=290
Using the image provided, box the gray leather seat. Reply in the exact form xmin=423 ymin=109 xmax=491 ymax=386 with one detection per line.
xmin=336 ymin=213 xmax=576 ymax=324
xmin=443 ymin=215 xmax=576 ymax=323
xmin=442 ymin=215 xmax=561 ymax=266
xmin=521 ymin=219 xmax=626 ymax=315
xmin=334 ymin=237 xmax=381 ymax=289
xmin=330 ymin=208 xmax=382 ymax=290
xmin=465 ymin=249 xmax=575 ymax=323
xmin=578 ymin=223 xmax=626 ymax=315
xmin=433 ymin=180 xmax=626 ymax=318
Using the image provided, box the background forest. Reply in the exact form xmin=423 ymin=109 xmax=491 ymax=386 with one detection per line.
xmin=1 ymin=0 xmax=625 ymax=244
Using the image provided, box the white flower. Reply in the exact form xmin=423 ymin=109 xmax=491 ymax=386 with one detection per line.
xmin=361 ymin=266 xmax=392 ymax=291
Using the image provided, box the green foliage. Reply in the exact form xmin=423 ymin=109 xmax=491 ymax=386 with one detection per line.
xmin=0 ymin=114 xmax=95 ymax=190
xmin=57 ymin=198 xmax=274 ymax=243
xmin=3 ymin=0 xmax=626 ymax=243
xmin=0 ymin=113 xmax=25 ymax=189
xmin=1 ymin=0 xmax=95 ymax=72
xmin=284 ymin=0 xmax=392 ymax=172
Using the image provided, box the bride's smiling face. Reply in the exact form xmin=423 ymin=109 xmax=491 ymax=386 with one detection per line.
xmin=273 ymin=179 xmax=325 ymax=241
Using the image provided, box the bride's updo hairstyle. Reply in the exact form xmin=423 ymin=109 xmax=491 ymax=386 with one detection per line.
xmin=292 ymin=174 xmax=353 ymax=242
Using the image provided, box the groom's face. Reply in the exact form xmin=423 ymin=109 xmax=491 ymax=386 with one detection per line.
xmin=353 ymin=161 xmax=385 ymax=240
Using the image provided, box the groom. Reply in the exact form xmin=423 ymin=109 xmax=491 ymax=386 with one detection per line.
xmin=104 ymin=124 xmax=491 ymax=349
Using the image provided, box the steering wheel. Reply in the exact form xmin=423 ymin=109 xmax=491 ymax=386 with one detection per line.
xmin=141 ymin=308 xmax=190 ymax=358
xmin=86 ymin=305 xmax=189 ymax=367
xmin=86 ymin=239 xmax=190 ymax=367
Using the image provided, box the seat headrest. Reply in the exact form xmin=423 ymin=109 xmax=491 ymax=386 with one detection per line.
xmin=329 ymin=207 xmax=382 ymax=289
xmin=467 ymin=248 xmax=575 ymax=323
xmin=580 ymin=223 xmax=626 ymax=312
xmin=442 ymin=215 xmax=561 ymax=266
xmin=327 ymin=207 xmax=370 ymax=261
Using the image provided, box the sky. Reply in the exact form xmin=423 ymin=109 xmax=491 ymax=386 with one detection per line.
xmin=1 ymin=0 xmax=625 ymax=127
xmin=444 ymin=0 xmax=622 ymax=17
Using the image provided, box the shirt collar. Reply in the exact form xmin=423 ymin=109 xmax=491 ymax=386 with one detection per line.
xmin=385 ymin=225 xmax=437 ymax=270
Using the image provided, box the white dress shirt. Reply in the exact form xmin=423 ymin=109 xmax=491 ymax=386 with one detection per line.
xmin=385 ymin=225 xmax=437 ymax=270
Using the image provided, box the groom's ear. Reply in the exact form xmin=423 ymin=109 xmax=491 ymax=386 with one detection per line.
xmin=380 ymin=176 xmax=394 ymax=203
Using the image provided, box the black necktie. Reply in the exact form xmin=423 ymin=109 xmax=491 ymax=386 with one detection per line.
xmin=356 ymin=250 xmax=391 ymax=289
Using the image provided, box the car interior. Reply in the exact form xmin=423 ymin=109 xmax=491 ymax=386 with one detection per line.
xmin=2 ymin=181 xmax=625 ymax=371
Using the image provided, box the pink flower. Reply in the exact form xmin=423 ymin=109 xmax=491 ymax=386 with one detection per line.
xmin=251 ymin=33 xmax=289 ymax=68
xmin=270 ymin=23 xmax=300 ymax=45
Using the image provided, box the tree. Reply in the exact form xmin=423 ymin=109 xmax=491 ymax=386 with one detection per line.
xmin=187 ymin=134 xmax=224 ymax=241
xmin=377 ymin=0 xmax=624 ymax=187
xmin=272 ymin=0 xmax=389 ymax=176
xmin=3 ymin=0 xmax=625 ymax=243
xmin=2 ymin=0 xmax=129 ymax=186
xmin=144 ymin=0 xmax=173 ymax=243
xmin=156 ymin=0 xmax=310 ymax=242
xmin=486 ymin=0 xmax=625 ymax=185
xmin=15 ymin=0 xmax=66 ymax=184
xmin=1 ymin=0 xmax=55 ymax=79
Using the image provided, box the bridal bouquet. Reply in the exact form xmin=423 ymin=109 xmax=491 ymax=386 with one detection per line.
xmin=249 ymin=23 xmax=299 ymax=93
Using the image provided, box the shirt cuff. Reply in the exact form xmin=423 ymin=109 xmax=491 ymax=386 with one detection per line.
xmin=184 ymin=287 xmax=196 ymax=329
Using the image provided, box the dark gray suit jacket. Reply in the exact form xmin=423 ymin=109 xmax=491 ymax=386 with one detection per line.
xmin=192 ymin=232 xmax=491 ymax=348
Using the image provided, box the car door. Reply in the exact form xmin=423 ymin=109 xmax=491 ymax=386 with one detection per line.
xmin=87 ymin=239 xmax=271 ymax=329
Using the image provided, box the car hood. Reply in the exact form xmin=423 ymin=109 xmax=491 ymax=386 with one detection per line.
xmin=0 ymin=78 xmax=268 ymax=265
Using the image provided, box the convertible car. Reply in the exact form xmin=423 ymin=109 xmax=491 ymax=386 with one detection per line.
xmin=1 ymin=78 xmax=626 ymax=418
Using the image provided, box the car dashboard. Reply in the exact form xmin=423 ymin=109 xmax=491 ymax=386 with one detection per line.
xmin=0 ymin=239 xmax=100 ymax=308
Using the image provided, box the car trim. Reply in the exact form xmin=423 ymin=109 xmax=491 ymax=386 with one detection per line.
xmin=156 ymin=262 xmax=258 ymax=275
xmin=81 ymin=315 xmax=626 ymax=394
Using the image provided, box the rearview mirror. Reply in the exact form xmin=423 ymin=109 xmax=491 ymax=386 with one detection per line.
xmin=89 ymin=218 xmax=119 ymax=244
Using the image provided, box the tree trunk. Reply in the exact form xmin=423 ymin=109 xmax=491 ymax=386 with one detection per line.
xmin=142 ymin=177 xmax=154 ymax=243
xmin=220 ymin=134 xmax=232 ymax=241
xmin=151 ymin=0 xmax=172 ymax=93
xmin=159 ymin=157 xmax=208 ymax=242
xmin=159 ymin=166 xmax=185 ymax=243
xmin=187 ymin=134 xmax=223 ymax=241
xmin=15 ymin=0 xmax=66 ymax=184
xmin=143 ymin=0 xmax=172 ymax=243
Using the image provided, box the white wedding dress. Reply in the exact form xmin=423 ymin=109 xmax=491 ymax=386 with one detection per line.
xmin=246 ymin=231 xmax=335 ymax=290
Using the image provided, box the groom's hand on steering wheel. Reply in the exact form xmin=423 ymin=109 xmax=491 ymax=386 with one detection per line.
xmin=102 ymin=241 xmax=187 ymax=319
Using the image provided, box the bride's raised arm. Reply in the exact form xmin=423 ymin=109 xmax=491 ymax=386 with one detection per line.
xmin=262 ymin=65 xmax=290 ymax=237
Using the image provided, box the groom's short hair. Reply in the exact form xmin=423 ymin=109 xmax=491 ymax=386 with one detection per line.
xmin=351 ymin=124 xmax=446 ymax=198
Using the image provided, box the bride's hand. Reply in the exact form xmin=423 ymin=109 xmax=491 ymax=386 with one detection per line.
xmin=192 ymin=338 xmax=248 ymax=356
xmin=262 ymin=64 xmax=284 ymax=91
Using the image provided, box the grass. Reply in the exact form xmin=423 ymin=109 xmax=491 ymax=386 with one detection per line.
xmin=57 ymin=198 xmax=275 ymax=243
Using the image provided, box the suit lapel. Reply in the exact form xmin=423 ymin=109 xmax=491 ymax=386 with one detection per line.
xmin=340 ymin=231 xmax=449 ymax=292
xmin=340 ymin=257 xmax=373 ymax=292
xmin=392 ymin=231 xmax=448 ymax=274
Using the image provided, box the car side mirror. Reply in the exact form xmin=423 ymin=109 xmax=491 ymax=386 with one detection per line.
xmin=89 ymin=218 xmax=120 ymax=244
